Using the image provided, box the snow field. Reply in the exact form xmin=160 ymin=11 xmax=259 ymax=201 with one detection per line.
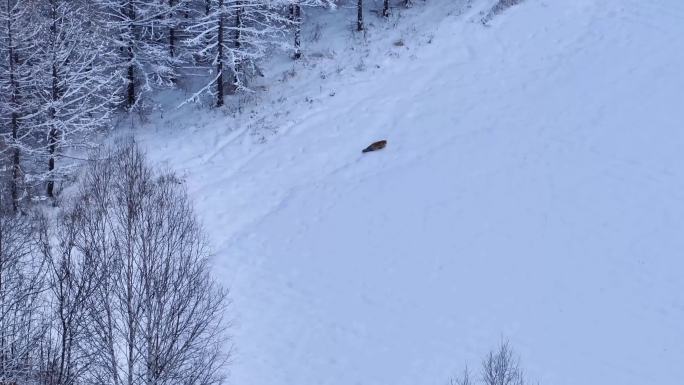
xmin=139 ymin=1 xmax=684 ymax=384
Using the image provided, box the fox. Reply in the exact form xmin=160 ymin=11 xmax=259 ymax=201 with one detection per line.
xmin=362 ymin=140 xmax=387 ymax=153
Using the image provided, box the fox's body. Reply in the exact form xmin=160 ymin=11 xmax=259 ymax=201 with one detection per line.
xmin=362 ymin=140 xmax=387 ymax=153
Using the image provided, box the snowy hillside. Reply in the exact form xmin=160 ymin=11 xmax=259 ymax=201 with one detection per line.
xmin=138 ymin=0 xmax=684 ymax=384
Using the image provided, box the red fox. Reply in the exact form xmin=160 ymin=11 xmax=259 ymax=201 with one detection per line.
xmin=362 ymin=140 xmax=387 ymax=153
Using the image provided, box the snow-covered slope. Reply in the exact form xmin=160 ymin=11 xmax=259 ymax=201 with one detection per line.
xmin=138 ymin=0 xmax=684 ymax=384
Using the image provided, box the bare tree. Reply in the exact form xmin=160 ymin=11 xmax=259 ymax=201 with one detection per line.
xmin=451 ymin=366 xmax=473 ymax=385
xmin=38 ymin=208 xmax=104 ymax=385
xmin=481 ymin=340 xmax=525 ymax=385
xmin=452 ymin=340 xmax=533 ymax=385
xmin=0 ymin=196 xmax=46 ymax=384
xmin=52 ymin=140 xmax=230 ymax=385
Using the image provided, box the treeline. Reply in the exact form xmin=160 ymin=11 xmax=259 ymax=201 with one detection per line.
xmin=0 ymin=140 xmax=228 ymax=385
xmin=0 ymin=0 xmax=422 ymax=211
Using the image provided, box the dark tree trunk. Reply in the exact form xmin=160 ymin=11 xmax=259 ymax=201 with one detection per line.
xmin=169 ymin=28 xmax=175 ymax=58
xmin=6 ymin=1 xmax=20 ymax=212
xmin=126 ymin=2 xmax=136 ymax=108
xmin=127 ymin=54 xmax=135 ymax=108
xmin=291 ymin=2 xmax=301 ymax=59
xmin=47 ymin=135 xmax=56 ymax=198
xmin=231 ymin=2 xmax=243 ymax=92
xmin=47 ymin=119 xmax=58 ymax=198
xmin=357 ymin=0 xmax=364 ymax=31
xmin=47 ymin=1 xmax=59 ymax=198
xmin=383 ymin=0 xmax=390 ymax=17
xmin=11 ymin=115 xmax=19 ymax=213
xmin=169 ymin=0 xmax=176 ymax=58
xmin=216 ymin=0 xmax=224 ymax=107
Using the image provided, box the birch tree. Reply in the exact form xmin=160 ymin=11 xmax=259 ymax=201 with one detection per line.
xmin=38 ymin=209 xmax=103 ymax=385
xmin=0 ymin=198 xmax=46 ymax=384
xmin=53 ymin=141 xmax=230 ymax=385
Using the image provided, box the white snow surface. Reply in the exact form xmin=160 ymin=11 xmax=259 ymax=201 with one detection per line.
xmin=136 ymin=0 xmax=684 ymax=384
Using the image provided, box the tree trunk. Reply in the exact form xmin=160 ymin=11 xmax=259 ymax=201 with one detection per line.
xmin=357 ymin=0 xmax=364 ymax=31
xmin=199 ymin=0 xmax=211 ymax=63
xmin=126 ymin=53 xmax=135 ymax=108
xmin=11 ymin=116 xmax=19 ymax=213
xmin=291 ymin=2 xmax=302 ymax=59
xmin=47 ymin=2 xmax=59 ymax=198
xmin=47 ymin=128 xmax=57 ymax=198
xmin=105 ymin=300 xmax=121 ymax=385
xmin=126 ymin=3 xmax=136 ymax=108
xmin=169 ymin=0 xmax=176 ymax=58
xmin=126 ymin=250 xmax=135 ymax=385
xmin=6 ymin=1 xmax=20 ymax=212
xmin=232 ymin=1 xmax=243 ymax=91
xmin=216 ymin=0 xmax=224 ymax=107
xmin=234 ymin=3 xmax=242 ymax=50
xmin=383 ymin=0 xmax=390 ymax=17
